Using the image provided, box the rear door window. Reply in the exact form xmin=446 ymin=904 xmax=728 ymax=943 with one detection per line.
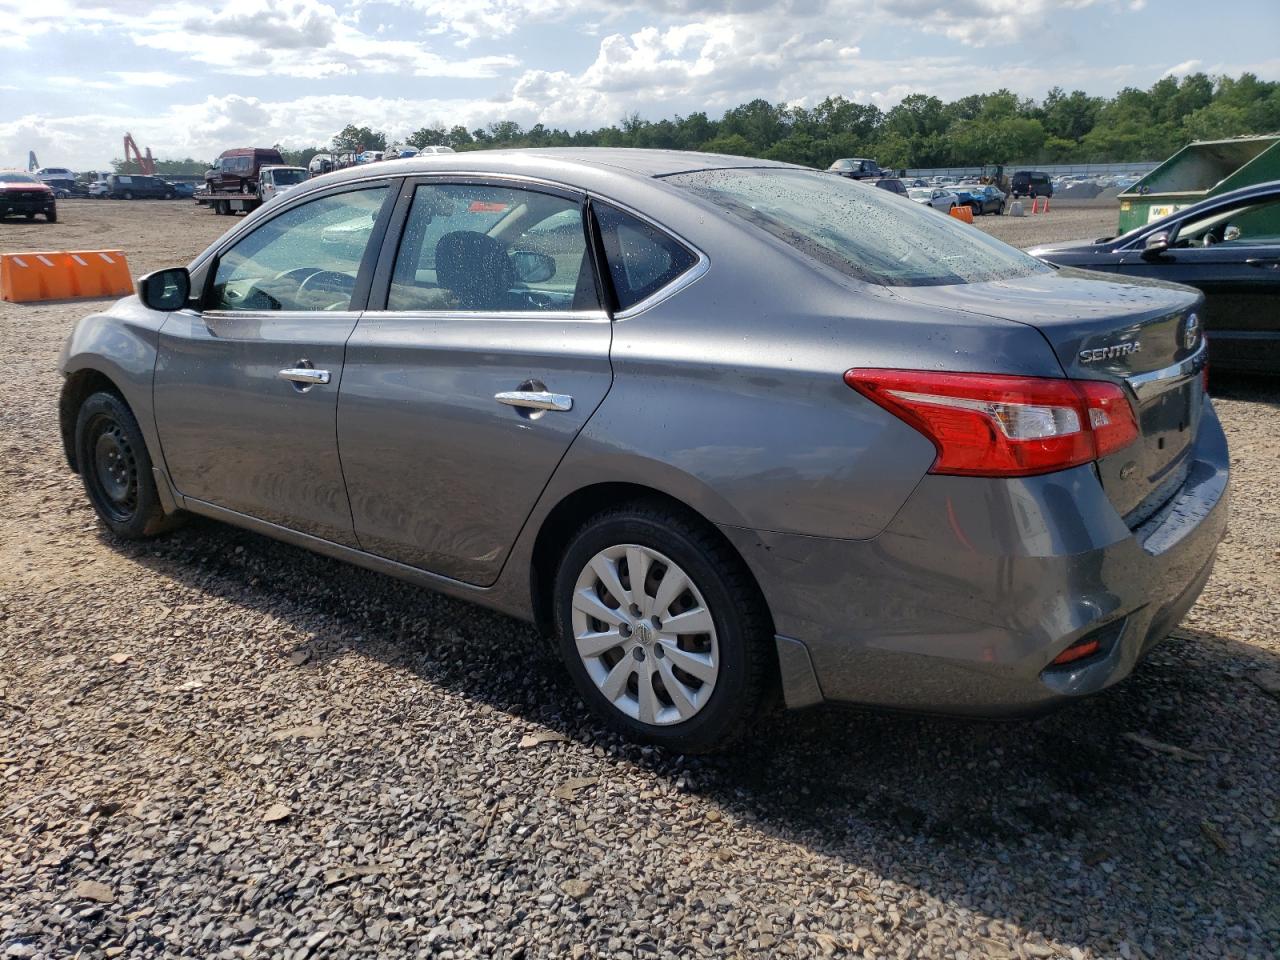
xmin=387 ymin=183 xmax=595 ymax=313
xmin=592 ymin=203 xmax=698 ymax=311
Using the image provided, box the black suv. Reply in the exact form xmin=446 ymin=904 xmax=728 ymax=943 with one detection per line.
xmin=874 ymin=178 xmax=908 ymax=197
xmin=1011 ymin=171 xmax=1053 ymax=199
xmin=106 ymin=175 xmax=176 ymax=200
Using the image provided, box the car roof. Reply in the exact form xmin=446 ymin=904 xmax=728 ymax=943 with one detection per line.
xmin=318 ymin=148 xmax=797 ymax=188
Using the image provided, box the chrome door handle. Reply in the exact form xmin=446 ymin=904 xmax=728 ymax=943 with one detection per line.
xmin=494 ymin=390 xmax=573 ymax=412
xmin=278 ymin=367 xmax=331 ymax=385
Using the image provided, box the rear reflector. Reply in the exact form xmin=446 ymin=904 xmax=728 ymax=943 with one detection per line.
xmin=845 ymin=369 xmax=1139 ymax=478
xmin=1051 ymin=638 xmax=1101 ymax=666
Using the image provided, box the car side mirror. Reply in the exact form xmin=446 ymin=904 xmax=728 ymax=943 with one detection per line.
xmin=137 ymin=267 xmax=191 ymax=311
xmin=1142 ymin=232 xmax=1170 ymax=258
xmin=511 ymin=250 xmax=556 ymax=284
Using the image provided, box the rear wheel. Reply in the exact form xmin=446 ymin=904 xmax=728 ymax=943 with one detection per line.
xmin=553 ymin=503 xmax=771 ymax=753
xmin=74 ymin=391 xmax=179 ymax=539
xmin=124 ymin=191 xmax=133 ymax=200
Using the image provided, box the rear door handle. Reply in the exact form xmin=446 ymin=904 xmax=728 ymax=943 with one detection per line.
xmin=278 ymin=367 xmax=331 ymax=385
xmin=494 ymin=390 xmax=573 ymax=412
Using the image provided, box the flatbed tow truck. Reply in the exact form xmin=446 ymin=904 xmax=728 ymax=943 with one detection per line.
xmin=194 ymin=190 xmax=262 ymax=216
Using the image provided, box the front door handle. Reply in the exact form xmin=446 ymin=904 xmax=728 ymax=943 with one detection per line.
xmin=278 ymin=367 xmax=331 ymax=386
xmin=494 ymin=390 xmax=573 ymax=412
xmin=1245 ymin=258 xmax=1280 ymax=269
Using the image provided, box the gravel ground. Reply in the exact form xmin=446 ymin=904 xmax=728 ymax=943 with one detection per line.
xmin=2 ymin=201 xmax=1277 ymax=960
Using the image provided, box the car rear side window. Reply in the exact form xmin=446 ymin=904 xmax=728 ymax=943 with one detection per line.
xmin=667 ymin=168 xmax=1047 ymax=287
xmin=592 ymin=203 xmax=697 ymax=311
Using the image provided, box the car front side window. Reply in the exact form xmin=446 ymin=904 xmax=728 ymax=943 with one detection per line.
xmin=209 ymin=185 xmax=388 ymax=313
xmin=387 ymin=183 xmax=595 ymax=313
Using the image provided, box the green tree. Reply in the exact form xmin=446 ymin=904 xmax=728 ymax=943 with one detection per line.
xmin=332 ymin=125 xmax=387 ymax=154
xmin=407 ymin=125 xmax=447 ymax=149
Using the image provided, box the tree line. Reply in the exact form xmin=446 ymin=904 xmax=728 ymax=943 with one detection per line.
xmin=115 ymin=72 xmax=1279 ymax=175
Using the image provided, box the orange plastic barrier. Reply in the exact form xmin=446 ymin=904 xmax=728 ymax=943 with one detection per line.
xmin=0 ymin=250 xmax=133 ymax=303
xmin=949 ymin=205 xmax=974 ymax=224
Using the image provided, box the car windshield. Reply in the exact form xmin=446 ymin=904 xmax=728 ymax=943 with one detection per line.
xmin=668 ymin=168 xmax=1047 ymax=287
xmin=907 ymin=189 xmax=932 ymax=200
xmin=1 ymin=173 xmax=37 ymax=183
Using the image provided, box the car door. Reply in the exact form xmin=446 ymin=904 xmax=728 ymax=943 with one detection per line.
xmin=1117 ymin=194 xmax=1280 ymax=366
xmin=337 ymin=178 xmax=613 ymax=586
xmin=153 ymin=181 xmax=395 ymax=544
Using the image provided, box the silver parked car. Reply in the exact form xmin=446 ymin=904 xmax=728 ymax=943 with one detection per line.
xmin=58 ymin=150 xmax=1229 ymax=752
xmin=906 ymin=186 xmax=959 ymax=211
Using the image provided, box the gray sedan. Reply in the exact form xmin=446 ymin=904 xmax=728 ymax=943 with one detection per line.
xmin=58 ymin=149 xmax=1228 ymax=752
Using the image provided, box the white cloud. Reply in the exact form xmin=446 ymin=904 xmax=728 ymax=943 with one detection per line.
xmin=111 ymin=71 xmax=192 ymax=86
xmin=1163 ymin=59 xmax=1202 ymax=77
xmin=122 ymin=0 xmax=519 ymax=78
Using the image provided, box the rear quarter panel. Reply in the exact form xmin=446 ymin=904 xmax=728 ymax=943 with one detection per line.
xmin=538 ymin=206 xmax=1068 ymax=541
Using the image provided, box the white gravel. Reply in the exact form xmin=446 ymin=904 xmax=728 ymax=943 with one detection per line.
xmin=1 ymin=201 xmax=1277 ymax=959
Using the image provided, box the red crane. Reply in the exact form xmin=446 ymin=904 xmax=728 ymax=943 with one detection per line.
xmin=123 ymin=132 xmax=156 ymax=175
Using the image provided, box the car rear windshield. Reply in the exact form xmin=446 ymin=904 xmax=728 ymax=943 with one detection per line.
xmin=666 ymin=168 xmax=1048 ymax=287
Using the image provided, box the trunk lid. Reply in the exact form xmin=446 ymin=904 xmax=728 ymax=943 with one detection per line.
xmin=892 ymin=268 xmax=1206 ymax=524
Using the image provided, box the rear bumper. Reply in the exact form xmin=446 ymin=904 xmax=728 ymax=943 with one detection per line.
xmin=722 ymin=398 xmax=1230 ymax=715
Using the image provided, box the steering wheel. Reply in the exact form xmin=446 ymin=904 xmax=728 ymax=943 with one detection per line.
xmin=297 ymin=270 xmax=355 ymax=296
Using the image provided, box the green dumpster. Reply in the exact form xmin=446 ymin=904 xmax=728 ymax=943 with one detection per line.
xmin=1117 ymin=134 xmax=1280 ymax=233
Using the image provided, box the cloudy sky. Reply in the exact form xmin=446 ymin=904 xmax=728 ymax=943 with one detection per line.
xmin=1 ymin=0 xmax=1276 ymax=170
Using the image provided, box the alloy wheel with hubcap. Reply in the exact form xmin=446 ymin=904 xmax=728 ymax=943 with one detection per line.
xmin=554 ymin=504 xmax=772 ymax=752
xmin=571 ymin=543 xmax=719 ymax=726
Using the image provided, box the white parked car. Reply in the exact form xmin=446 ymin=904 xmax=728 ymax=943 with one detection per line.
xmin=85 ymin=172 xmax=112 ymax=198
xmin=258 ymin=165 xmax=308 ymax=204
xmin=907 ymin=187 xmax=959 ymax=212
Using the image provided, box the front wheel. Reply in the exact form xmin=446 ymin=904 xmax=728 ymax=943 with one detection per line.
xmin=45 ymin=208 xmax=56 ymax=223
xmin=553 ymin=503 xmax=772 ymax=753
xmin=74 ymin=391 xmax=179 ymax=539
xmin=124 ymin=191 xmax=133 ymax=200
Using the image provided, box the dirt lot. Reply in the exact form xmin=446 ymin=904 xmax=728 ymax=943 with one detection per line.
xmin=1 ymin=201 xmax=1277 ymax=959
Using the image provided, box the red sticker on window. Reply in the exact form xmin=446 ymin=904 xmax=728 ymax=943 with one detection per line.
xmin=468 ymin=201 xmax=509 ymax=212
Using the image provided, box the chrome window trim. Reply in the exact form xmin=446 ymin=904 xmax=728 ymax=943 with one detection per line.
xmin=1126 ymin=342 xmax=1207 ymax=402
xmin=362 ymin=309 xmax=611 ymax=324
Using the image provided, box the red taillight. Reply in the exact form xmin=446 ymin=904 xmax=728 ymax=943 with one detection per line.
xmin=1051 ymin=638 xmax=1101 ymax=665
xmin=844 ymin=369 xmax=1139 ymax=478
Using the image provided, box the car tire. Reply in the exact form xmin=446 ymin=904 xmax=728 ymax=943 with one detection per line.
xmin=45 ymin=208 xmax=56 ymax=223
xmin=553 ymin=502 xmax=772 ymax=753
xmin=124 ymin=191 xmax=133 ymax=200
xmin=74 ymin=391 xmax=180 ymax=540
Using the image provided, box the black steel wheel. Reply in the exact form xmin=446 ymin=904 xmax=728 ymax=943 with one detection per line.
xmin=74 ymin=391 xmax=180 ymax=539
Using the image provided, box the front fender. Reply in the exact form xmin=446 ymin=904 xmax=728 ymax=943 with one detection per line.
xmin=58 ymin=296 xmax=169 ymax=477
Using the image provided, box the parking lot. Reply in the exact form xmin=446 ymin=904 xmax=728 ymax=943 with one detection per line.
xmin=1 ymin=200 xmax=1277 ymax=959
